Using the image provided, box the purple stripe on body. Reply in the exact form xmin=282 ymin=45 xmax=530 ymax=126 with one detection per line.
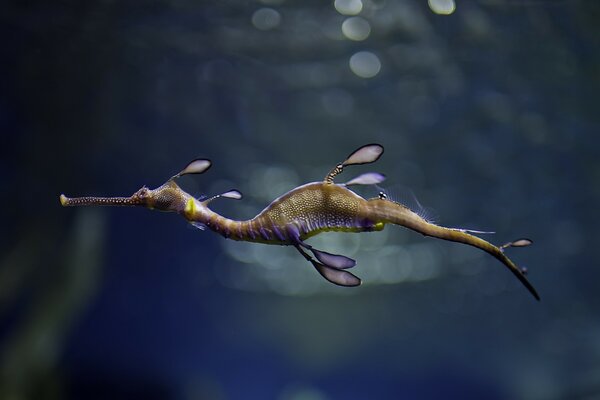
xmin=316 ymin=218 xmax=323 ymax=230
xmin=259 ymin=226 xmax=270 ymax=240
xmin=222 ymin=223 xmax=231 ymax=238
xmin=272 ymin=225 xmax=287 ymax=241
xmin=300 ymin=220 xmax=309 ymax=234
xmin=247 ymin=223 xmax=257 ymax=240
xmin=357 ymin=218 xmax=374 ymax=230
xmin=286 ymin=223 xmax=301 ymax=242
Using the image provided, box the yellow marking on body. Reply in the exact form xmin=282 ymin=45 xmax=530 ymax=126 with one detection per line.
xmin=185 ymin=198 xmax=195 ymax=217
xmin=302 ymin=222 xmax=385 ymax=239
xmin=60 ymin=194 xmax=68 ymax=206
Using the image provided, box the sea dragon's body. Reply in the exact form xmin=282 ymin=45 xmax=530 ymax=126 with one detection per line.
xmin=60 ymin=144 xmax=539 ymax=300
xmin=190 ymin=182 xmax=381 ymax=244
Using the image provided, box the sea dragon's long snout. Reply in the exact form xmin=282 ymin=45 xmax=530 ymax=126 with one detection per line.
xmin=59 ymin=159 xmax=213 ymax=212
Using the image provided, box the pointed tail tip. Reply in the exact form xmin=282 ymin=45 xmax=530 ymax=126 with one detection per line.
xmin=527 ymin=283 xmax=541 ymax=301
xmin=512 ymin=269 xmax=541 ymax=301
xmin=59 ymin=194 xmax=68 ymax=206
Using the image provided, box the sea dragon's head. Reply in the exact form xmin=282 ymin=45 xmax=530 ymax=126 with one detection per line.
xmin=59 ymin=159 xmax=212 ymax=214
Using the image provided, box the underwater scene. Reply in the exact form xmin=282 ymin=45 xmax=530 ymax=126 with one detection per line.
xmin=1 ymin=0 xmax=598 ymax=399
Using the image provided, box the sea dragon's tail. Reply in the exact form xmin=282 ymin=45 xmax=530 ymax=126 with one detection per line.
xmin=366 ymin=198 xmax=540 ymax=300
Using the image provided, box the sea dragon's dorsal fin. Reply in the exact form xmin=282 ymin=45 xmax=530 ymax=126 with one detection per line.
xmin=324 ymin=144 xmax=384 ymax=183
xmin=171 ymin=158 xmax=212 ymax=180
xmin=203 ymin=189 xmax=243 ymax=205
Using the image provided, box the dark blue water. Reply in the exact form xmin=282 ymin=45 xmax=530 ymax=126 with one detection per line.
xmin=1 ymin=1 xmax=598 ymax=399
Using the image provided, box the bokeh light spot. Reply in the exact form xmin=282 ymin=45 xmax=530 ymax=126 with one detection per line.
xmin=252 ymin=8 xmax=281 ymax=31
xmin=341 ymin=17 xmax=371 ymax=41
xmin=334 ymin=0 xmax=363 ymax=16
xmin=349 ymin=51 xmax=381 ymax=78
xmin=428 ymin=0 xmax=456 ymax=15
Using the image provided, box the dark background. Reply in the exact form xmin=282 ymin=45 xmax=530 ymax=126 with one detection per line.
xmin=1 ymin=0 xmax=598 ymax=399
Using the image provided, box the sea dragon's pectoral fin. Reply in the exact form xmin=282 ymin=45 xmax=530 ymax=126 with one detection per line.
xmin=294 ymin=245 xmax=361 ymax=287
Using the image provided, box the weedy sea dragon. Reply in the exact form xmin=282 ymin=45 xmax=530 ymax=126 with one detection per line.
xmin=60 ymin=144 xmax=539 ymax=300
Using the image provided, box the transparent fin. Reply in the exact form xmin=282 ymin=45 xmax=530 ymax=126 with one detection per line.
xmin=343 ymin=144 xmax=384 ymax=166
xmin=345 ymin=172 xmax=386 ymax=186
xmin=500 ymin=238 xmax=533 ymax=251
xmin=310 ymin=248 xmax=356 ymax=269
xmin=190 ymin=221 xmax=207 ymax=231
xmin=449 ymin=228 xmax=496 ymax=235
xmin=297 ymin=241 xmax=356 ymax=269
xmin=203 ymin=189 xmax=243 ymax=204
xmin=510 ymin=238 xmax=533 ymax=247
xmin=325 ymin=144 xmax=385 ymax=183
xmin=294 ymin=244 xmax=361 ymax=287
xmin=172 ymin=159 xmax=212 ymax=179
xmin=313 ymin=262 xmax=362 ymax=287
xmin=220 ymin=189 xmax=243 ymax=200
